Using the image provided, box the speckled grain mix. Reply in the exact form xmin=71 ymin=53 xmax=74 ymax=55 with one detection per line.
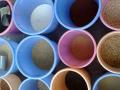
xmin=100 ymin=35 xmax=120 ymax=68
xmin=102 ymin=0 xmax=120 ymax=29
xmin=38 ymin=81 xmax=48 ymax=90
xmin=0 ymin=80 xmax=10 ymax=90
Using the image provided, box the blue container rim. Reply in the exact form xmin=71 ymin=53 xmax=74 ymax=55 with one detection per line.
xmin=16 ymin=35 xmax=58 ymax=79
xmin=55 ymin=0 xmax=102 ymax=30
xmin=93 ymin=73 xmax=120 ymax=90
xmin=0 ymin=38 xmax=15 ymax=78
xmin=19 ymin=78 xmax=49 ymax=90
xmin=13 ymin=0 xmax=56 ymax=35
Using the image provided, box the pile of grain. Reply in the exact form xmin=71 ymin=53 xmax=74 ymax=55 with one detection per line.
xmin=102 ymin=0 xmax=120 ymax=29
xmin=100 ymin=35 xmax=120 ymax=68
xmin=32 ymin=40 xmax=54 ymax=70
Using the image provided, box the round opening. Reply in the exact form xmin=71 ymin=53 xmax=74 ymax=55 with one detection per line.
xmin=13 ymin=0 xmax=54 ymax=35
xmin=55 ymin=0 xmax=100 ymax=29
xmin=65 ymin=71 xmax=88 ymax=90
xmin=0 ymin=0 xmax=12 ymax=33
xmin=0 ymin=39 xmax=13 ymax=77
xmin=16 ymin=36 xmax=55 ymax=78
xmin=98 ymin=32 xmax=120 ymax=73
xmin=59 ymin=30 xmax=95 ymax=67
xmin=94 ymin=75 xmax=120 ymax=90
xmin=102 ymin=0 xmax=120 ymax=30
xmin=0 ymin=79 xmax=10 ymax=90
xmin=51 ymin=69 xmax=88 ymax=90
xmin=20 ymin=79 xmax=49 ymax=90
xmin=70 ymin=0 xmax=98 ymax=27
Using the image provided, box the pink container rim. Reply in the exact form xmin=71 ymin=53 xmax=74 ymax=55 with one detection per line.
xmin=100 ymin=0 xmax=120 ymax=31
xmin=0 ymin=0 xmax=14 ymax=36
xmin=58 ymin=30 xmax=97 ymax=68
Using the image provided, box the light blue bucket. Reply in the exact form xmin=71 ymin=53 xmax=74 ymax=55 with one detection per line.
xmin=13 ymin=0 xmax=58 ymax=35
xmin=55 ymin=0 xmax=102 ymax=30
xmin=0 ymin=38 xmax=17 ymax=78
xmin=19 ymin=75 xmax=52 ymax=90
xmin=93 ymin=73 xmax=120 ymax=90
xmin=16 ymin=36 xmax=59 ymax=79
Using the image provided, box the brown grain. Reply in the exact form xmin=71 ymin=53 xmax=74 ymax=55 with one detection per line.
xmin=102 ymin=0 xmax=120 ymax=29
xmin=100 ymin=35 xmax=120 ymax=68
